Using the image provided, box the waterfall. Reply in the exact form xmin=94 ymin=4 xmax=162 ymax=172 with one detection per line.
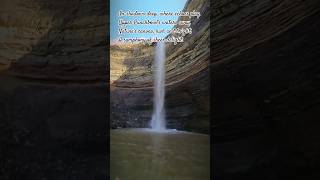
xmin=150 ymin=42 xmax=166 ymax=131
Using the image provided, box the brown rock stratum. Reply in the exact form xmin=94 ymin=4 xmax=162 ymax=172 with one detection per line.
xmin=0 ymin=0 xmax=108 ymax=179
xmin=110 ymin=0 xmax=210 ymax=133
xmin=213 ymin=0 xmax=320 ymax=179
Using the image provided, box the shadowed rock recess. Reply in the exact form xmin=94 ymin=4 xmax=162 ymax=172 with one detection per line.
xmin=0 ymin=0 xmax=108 ymax=179
xmin=110 ymin=0 xmax=210 ymax=133
xmin=213 ymin=0 xmax=320 ymax=179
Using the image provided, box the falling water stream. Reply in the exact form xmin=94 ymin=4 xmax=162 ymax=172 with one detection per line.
xmin=110 ymin=42 xmax=210 ymax=180
xmin=150 ymin=42 xmax=166 ymax=131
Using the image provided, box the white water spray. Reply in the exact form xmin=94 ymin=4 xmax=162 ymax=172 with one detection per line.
xmin=150 ymin=42 xmax=166 ymax=131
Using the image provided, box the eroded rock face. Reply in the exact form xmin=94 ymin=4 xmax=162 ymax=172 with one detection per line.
xmin=213 ymin=0 xmax=320 ymax=179
xmin=0 ymin=0 xmax=108 ymax=132
xmin=0 ymin=0 xmax=108 ymax=179
xmin=1 ymin=0 xmax=107 ymax=81
xmin=110 ymin=0 xmax=210 ymax=133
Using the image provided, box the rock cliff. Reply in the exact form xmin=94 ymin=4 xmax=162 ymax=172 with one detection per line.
xmin=0 ymin=0 xmax=108 ymax=179
xmin=110 ymin=0 xmax=210 ymax=133
xmin=213 ymin=0 xmax=320 ymax=179
xmin=1 ymin=0 xmax=107 ymax=81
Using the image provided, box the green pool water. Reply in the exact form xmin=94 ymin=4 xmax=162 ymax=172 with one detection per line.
xmin=110 ymin=128 xmax=210 ymax=180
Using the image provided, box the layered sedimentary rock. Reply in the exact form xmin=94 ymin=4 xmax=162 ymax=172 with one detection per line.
xmin=213 ymin=0 xmax=320 ymax=179
xmin=0 ymin=0 xmax=108 ymax=179
xmin=1 ymin=0 xmax=107 ymax=81
xmin=110 ymin=0 xmax=210 ymax=133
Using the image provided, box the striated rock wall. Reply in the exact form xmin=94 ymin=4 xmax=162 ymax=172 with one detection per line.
xmin=110 ymin=0 xmax=210 ymax=133
xmin=212 ymin=0 xmax=320 ymax=179
xmin=1 ymin=0 xmax=107 ymax=81
xmin=0 ymin=0 xmax=108 ymax=179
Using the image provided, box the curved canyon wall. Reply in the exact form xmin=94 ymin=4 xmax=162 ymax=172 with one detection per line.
xmin=0 ymin=0 xmax=108 ymax=179
xmin=110 ymin=0 xmax=210 ymax=133
xmin=213 ymin=0 xmax=320 ymax=179
xmin=1 ymin=0 xmax=107 ymax=80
